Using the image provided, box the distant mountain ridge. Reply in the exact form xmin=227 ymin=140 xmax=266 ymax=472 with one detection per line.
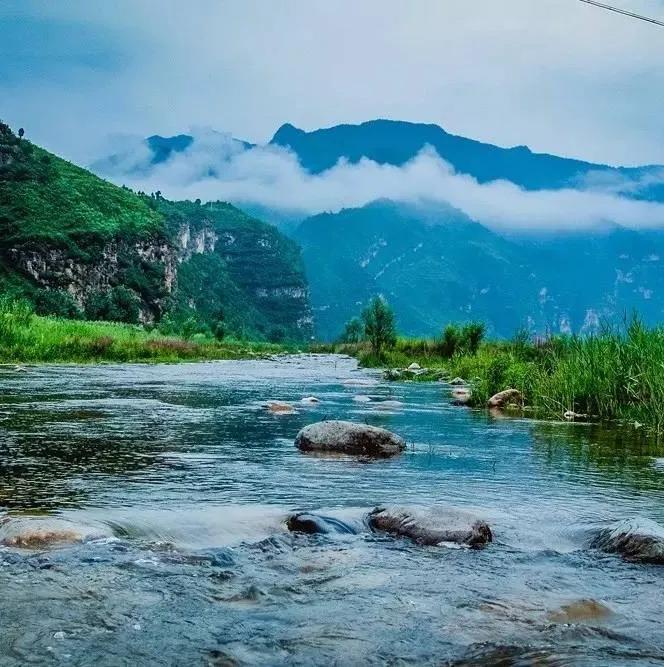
xmin=103 ymin=119 xmax=664 ymax=199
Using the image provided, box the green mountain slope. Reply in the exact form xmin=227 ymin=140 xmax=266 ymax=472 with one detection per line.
xmin=294 ymin=200 xmax=533 ymax=339
xmin=0 ymin=121 xmax=312 ymax=341
xmin=295 ymin=199 xmax=664 ymax=340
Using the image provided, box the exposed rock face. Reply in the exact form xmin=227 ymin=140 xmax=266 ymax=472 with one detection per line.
xmin=0 ymin=516 xmax=112 ymax=549
xmin=286 ymin=512 xmax=358 ymax=535
xmin=8 ymin=237 xmax=177 ymax=324
xmin=295 ymin=420 xmax=406 ymax=458
xmin=590 ymin=517 xmax=664 ymax=564
xmin=368 ymin=505 xmax=492 ymax=547
xmin=487 ymin=389 xmax=523 ymax=409
xmin=5 ymin=212 xmax=313 ymax=338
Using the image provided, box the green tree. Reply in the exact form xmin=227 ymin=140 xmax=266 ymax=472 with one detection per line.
xmin=362 ymin=296 xmax=396 ymax=356
xmin=340 ymin=317 xmax=364 ymax=343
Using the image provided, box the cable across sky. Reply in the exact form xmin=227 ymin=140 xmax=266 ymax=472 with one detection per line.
xmin=578 ymin=0 xmax=664 ymax=27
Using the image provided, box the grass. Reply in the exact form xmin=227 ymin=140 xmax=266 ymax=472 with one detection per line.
xmin=323 ymin=318 xmax=664 ymax=435
xmin=0 ymin=299 xmax=288 ymax=364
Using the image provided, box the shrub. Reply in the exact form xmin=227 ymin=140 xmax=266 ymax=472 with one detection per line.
xmin=35 ymin=289 xmax=83 ymax=319
xmin=438 ymin=324 xmax=459 ymax=358
xmin=85 ymin=287 xmax=141 ymax=324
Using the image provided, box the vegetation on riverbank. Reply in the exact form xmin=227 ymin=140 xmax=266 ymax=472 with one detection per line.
xmin=325 ymin=300 xmax=664 ymax=434
xmin=0 ymin=297 xmax=288 ymax=364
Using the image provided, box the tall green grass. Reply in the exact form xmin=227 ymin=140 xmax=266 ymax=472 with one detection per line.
xmin=331 ymin=318 xmax=664 ymax=434
xmin=0 ymin=297 xmax=287 ymax=364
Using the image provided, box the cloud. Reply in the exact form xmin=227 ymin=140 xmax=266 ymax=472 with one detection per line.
xmin=96 ymin=129 xmax=664 ymax=232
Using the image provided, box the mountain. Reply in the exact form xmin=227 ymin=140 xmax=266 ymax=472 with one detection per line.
xmin=91 ymin=118 xmax=664 ymax=339
xmin=271 ymin=120 xmax=662 ymax=198
xmin=295 ymin=200 xmax=664 ymax=339
xmin=0 ymin=121 xmax=312 ymax=341
xmin=92 ymin=132 xmax=254 ymax=177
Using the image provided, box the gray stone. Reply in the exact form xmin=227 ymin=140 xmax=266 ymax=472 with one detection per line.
xmin=295 ymin=420 xmax=406 ymax=458
xmin=590 ymin=517 xmax=664 ymax=564
xmin=286 ymin=512 xmax=358 ymax=535
xmin=369 ymin=505 xmax=492 ymax=547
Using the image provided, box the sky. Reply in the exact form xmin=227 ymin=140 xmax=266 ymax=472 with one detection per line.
xmin=1 ymin=0 xmax=664 ymax=167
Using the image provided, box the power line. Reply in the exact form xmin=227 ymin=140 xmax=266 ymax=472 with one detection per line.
xmin=578 ymin=0 xmax=664 ymax=27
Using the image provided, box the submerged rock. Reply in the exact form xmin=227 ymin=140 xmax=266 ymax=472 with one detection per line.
xmin=487 ymin=389 xmax=522 ymax=409
xmin=0 ymin=516 xmax=112 ymax=549
xmin=352 ymin=394 xmax=372 ymax=403
xmin=295 ymin=420 xmax=406 ymax=458
xmin=373 ymin=400 xmax=404 ymax=410
xmin=343 ymin=378 xmax=378 ymax=387
xmin=286 ymin=512 xmax=358 ymax=535
xmin=266 ymin=401 xmax=297 ymax=415
xmin=590 ymin=517 xmax=664 ymax=564
xmin=547 ymin=599 xmax=614 ymax=624
xmin=368 ymin=505 xmax=492 ymax=547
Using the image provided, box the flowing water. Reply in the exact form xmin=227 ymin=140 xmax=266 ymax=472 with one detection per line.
xmin=1 ymin=355 xmax=663 ymax=666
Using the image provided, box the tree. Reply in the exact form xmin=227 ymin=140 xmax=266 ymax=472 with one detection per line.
xmin=362 ymin=296 xmax=396 ymax=356
xmin=340 ymin=317 xmax=363 ymax=343
xmin=18 ymin=128 xmax=24 ymax=139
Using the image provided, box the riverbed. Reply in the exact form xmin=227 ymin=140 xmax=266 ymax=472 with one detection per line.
xmin=1 ymin=355 xmax=663 ymax=665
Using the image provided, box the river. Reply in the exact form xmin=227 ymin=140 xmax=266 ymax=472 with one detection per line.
xmin=1 ymin=355 xmax=663 ymax=665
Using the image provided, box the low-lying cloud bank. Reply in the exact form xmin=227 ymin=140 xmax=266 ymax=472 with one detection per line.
xmin=95 ymin=128 xmax=664 ymax=232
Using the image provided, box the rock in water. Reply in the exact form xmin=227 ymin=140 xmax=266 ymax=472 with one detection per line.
xmin=295 ymin=420 xmax=406 ymax=458
xmin=590 ymin=517 xmax=664 ymax=564
xmin=286 ymin=512 xmax=358 ymax=535
xmin=369 ymin=505 xmax=492 ymax=547
xmin=487 ymin=389 xmax=522 ymax=409
xmin=0 ymin=516 xmax=112 ymax=549
xmin=266 ymin=401 xmax=297 ymax=414
xmin=449 ymin=377 xmax=467 ymax=386
xmin=547 ymin=599 xmax=614 ymax=623
xmin=300 ymin=396 xmax=320 ymax=404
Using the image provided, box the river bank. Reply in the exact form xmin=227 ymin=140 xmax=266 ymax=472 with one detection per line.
xmin=0 ymin=300 xmax=290 ymax=364
xmin=320 ymin=319 xmax=664 ymax=435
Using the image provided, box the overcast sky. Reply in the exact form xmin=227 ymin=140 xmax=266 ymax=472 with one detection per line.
xmin=1 ymin=0 xmax=663 ymax=167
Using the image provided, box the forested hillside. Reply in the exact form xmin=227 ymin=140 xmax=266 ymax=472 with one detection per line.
xmin=0 ymin=121 xmax=312 ymax=342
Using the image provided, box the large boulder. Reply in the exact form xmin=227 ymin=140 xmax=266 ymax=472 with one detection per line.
xmin=590 ymin=517 xmax=664 ymax=564
xmin=295 ymin=421 xmax=406 ymax=458
xmin=0 ymin=516 xmax=112 ymax=549
xmin=368 ymin=505 xmax=492 ymax=547
xmin=487 ymin=389 xmax=522 ymax=409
